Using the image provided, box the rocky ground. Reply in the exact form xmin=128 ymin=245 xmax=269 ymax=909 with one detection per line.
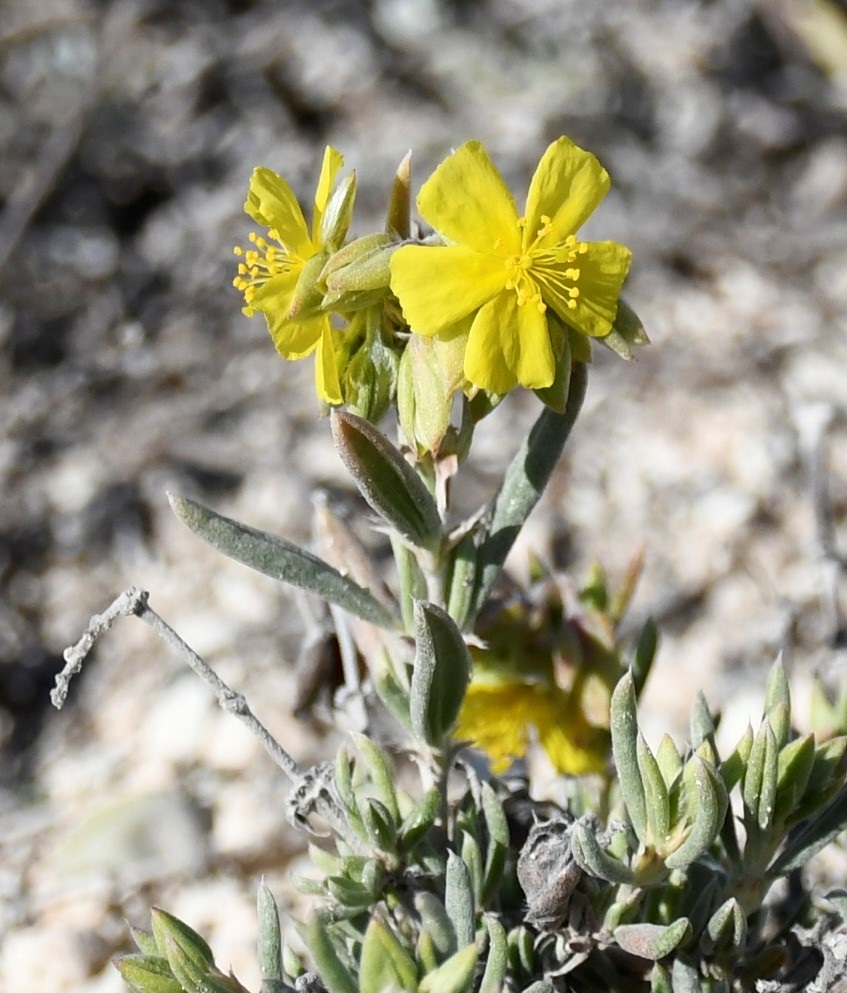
xmin=2 ymin=0 xmax=847 ymax=989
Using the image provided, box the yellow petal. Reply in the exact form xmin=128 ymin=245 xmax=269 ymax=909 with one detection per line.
xmin=418 ymin=141 xmax=520 ymax=255
xmin=464 ymin=291 xmax=554 ymax=393
xmin=313 ymin=146 xmax=344 ymax=242
xmin=390 ymin=244 xmax=505 ymax=334
xmin=524 ymin=137 xmax=610 ymax=244
xmin=514 ymin=298 xmax=556 ymax=389
xmin=245 ymin=168 xmax=312 ymax=258
xmin=252 ymin=269 xmax=299 ymax=318
xmin=463 ymin=296 xmax=520 ymax=394
xmin=267 ymin=312 xmax=323 ymax=360
xmin=544 ymin=241 xmax=632 ymax=337
xmin=314 ymin=319 xmax=342 ymax=404
xmin=456 ymin=683 xmax=535 ymax=772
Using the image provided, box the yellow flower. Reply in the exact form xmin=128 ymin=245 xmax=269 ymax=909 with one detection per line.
xmin=456 ymin=678 xmax=608 ymax=775
xmin=233 ymin=147 xmax=354 ymax=404
xmin=390 ymin=137 xmax=632 ymax=394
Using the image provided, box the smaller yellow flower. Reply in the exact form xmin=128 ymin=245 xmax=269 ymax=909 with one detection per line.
xmin=233 ymin=147 xmax=354 ymax=404
xmin=390 ymin=137 xmax=632 ymax=394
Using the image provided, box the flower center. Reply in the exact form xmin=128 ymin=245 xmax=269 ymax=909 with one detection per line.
xmin=232 ymin=230 xmax=298 ymax=316
xmin=503 ymin=216 xmax=588 ymax=314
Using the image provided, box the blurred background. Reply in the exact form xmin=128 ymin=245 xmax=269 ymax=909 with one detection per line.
xmin=2 ymin=0 xmax=847 ymax=988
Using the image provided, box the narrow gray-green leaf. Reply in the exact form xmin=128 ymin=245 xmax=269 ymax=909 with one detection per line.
xmin=770 ymin=787 xmax=847 ymax=875
xmin=664 ymin=758 xmax=727 ymax=870
xmin=479 ymin=917 xmax=508 ymax=993
xmin=445 ymin=851 xmax=476 ymax=950
xmin=614 ymin=919 xmax=692 ymax=961
xmin=418 ymin=944 xmax=478 ymax=993
xmin=414 ymin=892 xmax=456 ymax=958
xmin=611 ymin=672 xmax=648 ymax=842
xmin=257 ymin=881 xmax=283 ymax=985
xmin=303 ymin=917 xmax=357 ymax=993
xmin=469 ymin=362 xmax=587 ymax=620
xmin=359 ymin=916 xmax=417 ymax=993
xmin=570 ymin=821 xmax=634 ymax=884
xmin=637 ymin=732 xmax=670 ymax=847
xmin=481 ymin=781 xmax=509 ymax=904
xmin=411 ymin=600 xmax=471 ymax=746
xmin=764 ymin=657 xmax=791 ymax=748
xmin=114 ymin=955 xmax=183 ymax=993
xmin=331 ymin=409 xmax=442 ymax=551
xmin=169 ymin=493 xmax=397 ymax=629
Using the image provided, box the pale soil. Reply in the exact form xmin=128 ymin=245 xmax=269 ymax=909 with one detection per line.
xmin=1 ymin=1 xmax=847 ymax=990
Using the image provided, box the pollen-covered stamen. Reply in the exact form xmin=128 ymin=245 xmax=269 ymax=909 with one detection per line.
xmin=232 ymin=230 xmax=298 ymax=313
xmin=530 ymin=231 xmax=590 ymax=313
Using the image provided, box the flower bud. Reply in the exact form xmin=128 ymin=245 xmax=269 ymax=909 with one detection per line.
xmin=321 ymin=234 xmax=396 ymax=312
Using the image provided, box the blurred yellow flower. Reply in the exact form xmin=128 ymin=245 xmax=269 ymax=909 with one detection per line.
xmin=233 ymin=147 xmax=353 ymax=404
xmin=390 ymin=137 xmax=632 ymax=394
xmin=456 ymin=678 xmax=609 ymax=775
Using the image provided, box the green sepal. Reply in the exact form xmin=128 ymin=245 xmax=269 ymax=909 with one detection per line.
xmin=303 ymin=916 xmax=358 ymax=993
xmin=570 ymin=820 xmax=635 ymax=884
xmin=331 ymin=409 xmax=443 ymax=553
xmin=114 ymin=955 xmax=183 ymax=993
xmin=359 ymin=916 xmax=418 ymax=993
xmin=611 ymin=672 xmax=648 ymax=843
xmin=613 ymin=919 xmax=692 ymax=961
xmin=322 ymin=234 xmax=395 ymax=312
xmin=387 ymin=151 xmax=412 ymax=239
xmin=533 ymin=325 xmax=571 ymax=414
xmin=600 ymin=298 xmax=650 ymax=360
xmin=418 ymin=944 xmax=478 ymax=993
xmin=468 ymin=362 xmax=588 ymax=621
xmin=410 ymin=600 xmax=471 ymax=747
xmin=319 ymin=173 xmax=356 ymax=252
xmin=289 ymin=251 xmax=330 ymax=322
xmin=479 ymin=916 xmax=508 ymax=993
xmin=664 ymin=757 xmax=727 ymax=869
xmin=445 ymin=851 xmax=476 ymax=950
xmin=168 ymin=493 xmax=398 ymax=630
xmin=257 ymin=881 xmax=283 ymax=985
xmin=397 ymin=334 xmax=454 ymax=457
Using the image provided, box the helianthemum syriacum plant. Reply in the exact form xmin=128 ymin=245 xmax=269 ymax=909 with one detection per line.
xmin=53 ymin=137 xmax=847 ymax=993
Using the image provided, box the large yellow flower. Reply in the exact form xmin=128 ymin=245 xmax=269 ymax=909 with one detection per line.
xmin=390 ymin=137 xmax=632 ymax=394
xmin=233 ymin=147 xmax=351 ymax=404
